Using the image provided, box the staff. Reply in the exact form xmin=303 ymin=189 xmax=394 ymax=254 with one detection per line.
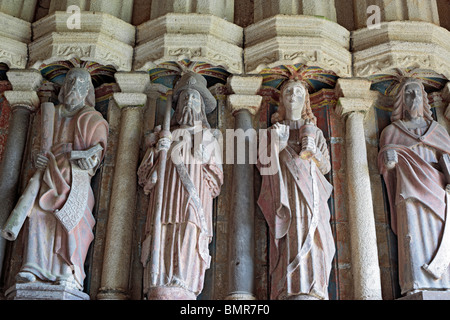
xmin=2 ymin=102 xmax=55 ymax=241
xmin=150 ymin=94 xmax=173 ymax=285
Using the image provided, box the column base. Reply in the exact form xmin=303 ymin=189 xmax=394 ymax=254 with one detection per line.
xmin=5 ymin=283 xmax=90 ymax=300
xmin=96 ymin=287 xmax=129 ymax=300
xmin=285 ymin=294 xmax=321 ymax=301
xmin=146 ymin=287 xmax=197 ymax=300
xmin=398 ymin=291 xmax=450 ymax=300
xmin=225 ymin=292 xmax=256 ymax=300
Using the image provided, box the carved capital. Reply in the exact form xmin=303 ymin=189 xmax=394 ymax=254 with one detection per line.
xmin=335 ymin=78 xmax=372 ymax=99
xmin=336 ymin=98 xmax=374 ymax=118
xmin=115 ymin=72 xmax=151 ymax=94
xmin=7 ymin=70 xmax=43 ymax=92
xmin=227 ymin=75 xmax=263 ymax=96
xmin=113 ymin=92 xmax=147 ymax=109
xmin=227 ymin=94 xmax=263 ymax=116
xmin=4 ymin=91 xmax=40 ymax=111
xmin=335 ymin=78 xmax=377 ymax=118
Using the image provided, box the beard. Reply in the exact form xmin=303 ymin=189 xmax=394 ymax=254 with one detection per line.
xmin=177 ymin=105 xmax=202 ymax=127
xmin=64 ymin=90 xmax=84 ymax=111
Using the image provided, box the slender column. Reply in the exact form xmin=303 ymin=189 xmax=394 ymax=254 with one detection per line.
xmin=0 ymin=70 xmax=42 ymax=278
xmin=336 ymin=78 xmax=383 ymax=300
xmin=225 ymin=76 xmax=262 ymax=300
xmin=97 ymin=73 xmax=149 ymax=300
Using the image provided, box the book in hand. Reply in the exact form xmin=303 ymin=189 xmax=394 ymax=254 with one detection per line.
xmin=70 ymin=144 xmax=103 ymax=161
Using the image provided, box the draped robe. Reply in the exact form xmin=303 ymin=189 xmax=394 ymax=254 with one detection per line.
xmin=138 ymin=127 xmax=223 ymax=299
xmin=258 ymin=120 xmax=335 ymax=300
xmin=379 ymin=120 xmax=450 ymax=295
xmin=20 ymin=105 xmax=108 ymax=289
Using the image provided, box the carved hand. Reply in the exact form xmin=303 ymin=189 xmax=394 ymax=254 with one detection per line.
xmin=77 ymin=155 xmax=99 ymax=171
xmin=384 ymin=149 xmax=398 ymax=170
xmin=273 ymin=123 xmax=290 ymax=152
xmin=194 ymin=144 xmax=210 ymax=164
xmin=35 ymin=154 xmax=49 ymax=170
xmin=300 ymin=136 xmax=317 ymax=160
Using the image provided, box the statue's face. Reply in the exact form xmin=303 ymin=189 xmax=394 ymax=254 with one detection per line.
xmin=176 ymin=89 xmax=202 ymax=126
xmin=282 ymin=82 xmax=306 ymax=115
xmin=404 ymin=82 xmax=424 ymax=119
xmin=63 ymin=69 xmax=90 ymax=112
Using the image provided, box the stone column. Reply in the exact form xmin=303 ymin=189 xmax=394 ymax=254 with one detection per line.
xmin=225 ymin=76 xmax=262 ymax=300
xmin=336 ymin=78 xmax=383 ymax=300
xmin=0 ymin=70 xmax=42 ymax=278
xmin=97 ymin=72 xmax=149 ymax=300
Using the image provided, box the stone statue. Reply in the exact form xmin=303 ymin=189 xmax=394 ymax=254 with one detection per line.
xmin=257 ymin=79 xmax=335 ymax=300
xmin=378 ymin=78 xmax=450 ymax=297
xmin=3 ymin=68 xmax=108 ymax=295
xmin=138 ymin=72 xmax=223 ymax=300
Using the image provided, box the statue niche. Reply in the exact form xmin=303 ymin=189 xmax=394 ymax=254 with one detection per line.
xmin=257 ymin=79 xmax=335 ymax=300
xmin=2 ymin=68 xmax=108 ymax=298
xmin=378 ymin=78 xmax=450 ymax=297
xmin=138 ymin=72 xmax=223 ymax=300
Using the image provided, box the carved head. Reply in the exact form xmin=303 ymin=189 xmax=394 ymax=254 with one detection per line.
xmin=175 ymin=88 xmax=205 ymax=127
xmin=172 ymin=72 xmax=217 ymax=128
xmin=58 ymin=68 xmax=96 ymax=112
xmin=392 ymin=78 xmax=433 ymax=122
xmin=272 ymin=80 xmax=316 ymax=125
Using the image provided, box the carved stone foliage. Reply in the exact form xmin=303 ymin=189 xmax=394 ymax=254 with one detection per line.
xmin=353 ymin=21 xmax=450 ymax=79
xmin=29 ymin=12 xmax=135 ymax=72
xmin=244 ymin=15 xmax=351 ymax=77
xmin=135 ymin=13 xmax=243 ymax=75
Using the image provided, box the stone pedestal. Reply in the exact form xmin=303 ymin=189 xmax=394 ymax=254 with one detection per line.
xmin=6 ymin=283 xmax=90 ymax=300
xmin=398 ymin=291 xmax=450 ymax=300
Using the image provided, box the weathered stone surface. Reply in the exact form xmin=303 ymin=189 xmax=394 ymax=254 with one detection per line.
xmin=6 ymin=283 xmax=90 ymax=300
xmin=353 ymin=21 xmax=450 ymax=79
xmin=244 ymin=15 xmax=351 ymax=76
xmin=135 ymin=14 xmax=243 ymax=74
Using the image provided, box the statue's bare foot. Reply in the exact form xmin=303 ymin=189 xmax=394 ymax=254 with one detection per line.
xmin=16 ymin=272 xmax=36 ymax=284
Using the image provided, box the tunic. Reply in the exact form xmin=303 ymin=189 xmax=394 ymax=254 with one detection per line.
xmin=20 ymin=105 xmax=108 ymax=288
xmin=379 ymin=120 xmax=450 ymax=295
xmin=138 ymin=127 xmax=223 ymax=297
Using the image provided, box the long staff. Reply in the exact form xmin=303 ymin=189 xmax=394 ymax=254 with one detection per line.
xmin=2 ymin=102 xmax=55 ymax=241
xmin=150 ymin=95 xmax=172 ymax=285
